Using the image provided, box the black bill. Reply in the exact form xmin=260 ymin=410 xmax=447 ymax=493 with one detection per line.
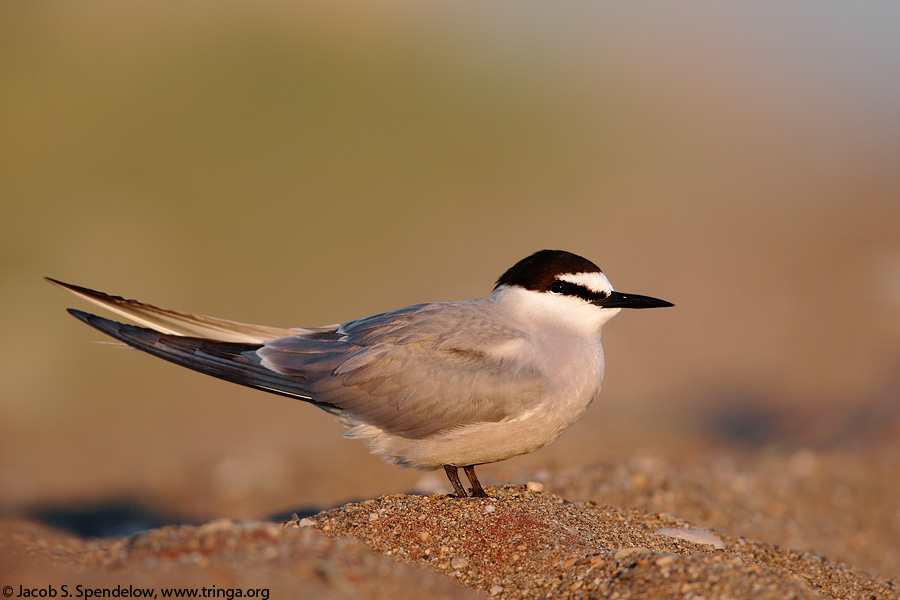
xmin=594 ymin=291 xmax=673 ymax=309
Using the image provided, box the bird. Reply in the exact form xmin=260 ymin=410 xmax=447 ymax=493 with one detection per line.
xmin=47 ymin=250 xmax=672 ymax=498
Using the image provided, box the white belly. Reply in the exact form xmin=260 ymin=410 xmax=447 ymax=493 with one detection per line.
xmin=344 ymin=338 xmax=605 ymax=469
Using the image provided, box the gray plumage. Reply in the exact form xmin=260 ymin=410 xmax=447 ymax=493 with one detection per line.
xmin=49 ymin=250 xmax=672 ymax=497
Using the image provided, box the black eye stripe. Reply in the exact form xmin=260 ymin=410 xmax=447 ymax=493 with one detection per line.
xmin=555 ymin=281 xmax=609 ymax=303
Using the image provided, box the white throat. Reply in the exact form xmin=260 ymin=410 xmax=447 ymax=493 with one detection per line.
xmin=493 ymin=284 xmax=621 ymax=337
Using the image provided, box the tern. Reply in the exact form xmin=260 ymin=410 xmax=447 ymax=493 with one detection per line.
xmin=48 ymin=250 xmax=672 ymax=498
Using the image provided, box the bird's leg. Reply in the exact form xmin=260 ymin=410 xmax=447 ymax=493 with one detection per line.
xmin=444 ymin=465 xmax=469 ymax=498
xmin=463 ymin=465 xmax=488 ymax=498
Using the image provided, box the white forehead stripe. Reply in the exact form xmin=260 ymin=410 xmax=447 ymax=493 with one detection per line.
xmin=558 ymin=272 xmax=614 ymax=294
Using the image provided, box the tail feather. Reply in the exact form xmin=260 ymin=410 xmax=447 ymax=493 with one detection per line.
xmin=68 ymin=309 xmax=339 ymax=411
xmin=47 ymin=278 xmax=296 ymax=343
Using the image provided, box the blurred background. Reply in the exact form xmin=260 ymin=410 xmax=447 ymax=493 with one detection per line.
xmin=1 ymin=1 xmax=898 ymax=529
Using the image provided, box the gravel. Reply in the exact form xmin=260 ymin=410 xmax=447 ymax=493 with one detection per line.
xmin=301 ymin=486 xmax=896 ymax=599
xmin=2 ymin=464 xmax=897 ymax=599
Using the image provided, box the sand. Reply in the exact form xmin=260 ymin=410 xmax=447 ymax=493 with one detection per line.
xmin=2 ymin=448 xmax=897 ymax=600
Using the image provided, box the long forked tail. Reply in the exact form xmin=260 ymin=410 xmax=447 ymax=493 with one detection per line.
xmin=67 ymin=309 xmax=334 ymax=408
xmin=46 ymin=278 xmax=296 ymax=343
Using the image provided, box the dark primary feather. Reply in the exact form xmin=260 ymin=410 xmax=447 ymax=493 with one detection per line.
xmin=69 ymin=298 xmax=546 ymax=441
xmin=48 ymin=279 xmax=293 ymax=342
xmin=67 ymin=309 xmax=337 ymax=410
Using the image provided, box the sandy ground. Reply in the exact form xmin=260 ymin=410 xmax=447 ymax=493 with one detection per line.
xmin=2 ymin=442 xmax=897 ymax=600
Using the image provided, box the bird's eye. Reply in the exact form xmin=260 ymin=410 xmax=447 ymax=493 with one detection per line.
xmin=550 ymin=280 xmax=567 ymax=294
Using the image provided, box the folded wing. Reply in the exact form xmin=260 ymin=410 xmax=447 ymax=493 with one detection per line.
xmin=260 ymin=302 xmax=544 ymax=439
xmin=57 ymin=283 xmax=544 ymax=440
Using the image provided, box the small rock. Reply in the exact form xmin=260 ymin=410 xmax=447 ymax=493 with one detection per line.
xmin=526 ymin=481 xmax=544 ymax=492
xmin=418 ymin=531 xmax=430 ymax=542
xmin=368 ymin=512 xmax=379 ymax=522
xmin=199 ymin=518 xmax=234 ymax=533
xmin=655 ymin=528 xmax=725 ymax=549
xmin=450 ymin=556 xmax=469 ymax=570
xmin=614 ymin=547 xmax=651 ymax=559
xmin=297 ymin=518 xmax=315 ymax=528
xmin=489 ymin=585 xmax=503 ymax=596
xmin=415 ymin=472 xmax=448 ymax=495
xmin=484 ymin=504 xmax=496 ymax=514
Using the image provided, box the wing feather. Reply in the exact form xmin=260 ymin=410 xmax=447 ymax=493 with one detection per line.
xmin=47 ymin=278 xmax=301 ymax=343
xmin=57 ymin=282 xmax=546 ymax=441
xmin=258 ymin=301 xmax=544 ymax=439
xmin=65 ymin=310 xmax=339 ymax=409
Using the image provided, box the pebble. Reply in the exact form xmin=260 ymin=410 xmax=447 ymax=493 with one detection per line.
xmin=614 ymin=546 xmax=651 ymax=559
xmin=414 ymin=472 xmax=448 ymax=495
xmin=526 ymin=481 xmax=544 ymax=492
xmin=18 ymin=484 xmax=892 ymax=600
xmin=199 ymin=518 xmax=234 ymax=533
xmin=655 ymin=527 xmax=725 ymax=549
xmin=484 ymin=504 xmax=496 ymax=514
